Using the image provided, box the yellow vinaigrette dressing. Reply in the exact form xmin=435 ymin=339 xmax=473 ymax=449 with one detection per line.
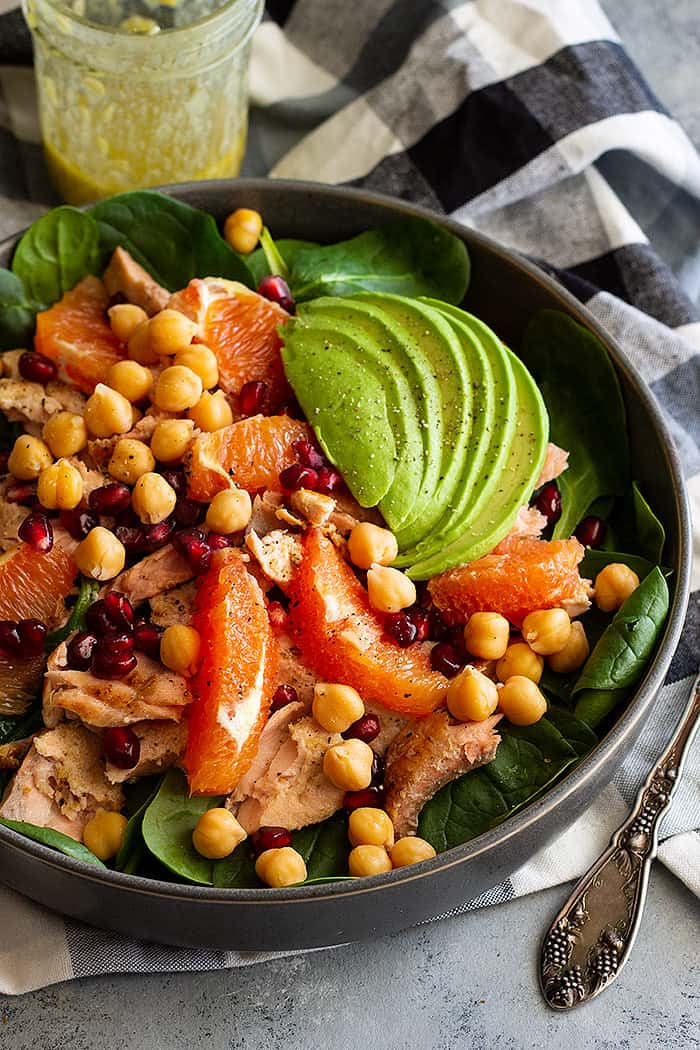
xmin=23 ymin=0 xmax=262 ymax=204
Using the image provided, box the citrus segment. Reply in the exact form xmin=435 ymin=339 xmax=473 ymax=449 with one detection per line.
xmin=34 ymin=276 xmax=124 ymax=394
xmin=186 ymin=414 xmax=313 ymax=501
xmin=287 ymin=529 xmax=448 ymax=716
xmin=185 ymin=550 xmax=279 ymax=795
xmin=428 ymin=537 xmax=588 ymax=628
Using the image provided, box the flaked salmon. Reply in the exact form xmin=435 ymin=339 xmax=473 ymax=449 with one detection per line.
xmin=103 ymin=247 xmax=170 ymax=316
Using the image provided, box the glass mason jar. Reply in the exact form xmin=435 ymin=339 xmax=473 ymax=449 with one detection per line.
xmin=23 ymin=0 xmax=263 ymax=204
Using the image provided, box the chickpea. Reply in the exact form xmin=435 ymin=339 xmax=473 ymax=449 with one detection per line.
xmin=594 ymin=563 xmax=640 ymax=613
xmin=548 ymin=621 xmax=590 ymax=674
xmin=154 ymin=365 xmax=203 ymax=413
xmin=131 ymin=471 xmax=177 ymax=524
xmin=192 ymin=808 xmax=246 ymax=860
xmin=83 ymin=809 xmax=128 ymax=861
xmin=367 ymin=564 xmax=416 ymax=614
xmin=43 ymin=411 xmax=87 ymax=458
xmin=522 ymin=608 xmax=572 ymax=656
xmin=498 ymin=676 xmax=547 ymax=726
xmin=390 ymin=836 xmax=437 ymax=868
xmin=188 ymin=390 xmax=233 ymax=433
xmin=108 ymin=438 xmax=156 ymax=485
xmin=322 ymin=738 xmax=374 ymax=791
xmin=37 ymin=458 xmax=83 ymax=511
xmin=74 ymin=526 xmax=126 ymax=581
xmin=7 ymin=434 xmax=53 ymax=480
xmin=348 ymin=844 xmax=392 ymax=877
xmin=160 ymin=624 xmax=201 ymax=677
xmin=148 ymin=309 xmax=197 ymax=357
xmin=348 ymin=522 xmax=398 ymax=570
xmin=255 ymin=846 xmax=307 ymax=887
xmin=205 ymin=487 xmax=252 ymax=534
xmin=106 ymin=359 xmax=154 ymax=403
xmin=223 ymin=208 xmax=263 ymax=255
xmin=84 ymin=383 xmax=133 ymax=438
xmin=175 ymin=344 xmax=219 ymax=389
xmin=348 ymin=807 xmax=394 ymax=849
xmin=463 ymin=611 xmax=510 ymax=660
xmin=312 ymin=682 xmax=364 ymax=734
xmin=150 ymin=418 xmax=195 ymax=464
xmin=446 ymin=665 xmax=499 ymax=722
xmin=108 ymin=303 xmax=148 ymax=343
xmin=127 ymin=319 xmax=159 ymax=365
xmin=496 ymin=641 xmax=544 ymax=684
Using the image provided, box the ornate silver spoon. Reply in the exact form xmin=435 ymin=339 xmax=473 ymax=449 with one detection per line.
xmin=540 ymin=672 xmax=700 ymax=1009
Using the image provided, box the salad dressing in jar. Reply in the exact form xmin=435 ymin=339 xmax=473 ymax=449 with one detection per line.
xmin=23 ymin=0 xmax=263 ymax=203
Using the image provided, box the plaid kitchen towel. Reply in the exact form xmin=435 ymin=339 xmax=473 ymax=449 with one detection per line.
xmin=0 ymin=0 xmax=698 ymax=995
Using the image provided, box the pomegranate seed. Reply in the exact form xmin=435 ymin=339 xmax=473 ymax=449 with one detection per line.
xmin=343 ymin=713 xmax=380 ymax=744
xmin=575 ymin=515 xmax=607 ymax=548
xmin=102 ymin=591 xmax=134 ymax=630
xmin=207 ymin=531 xmax=234 ymax=550
xmin=6 ymin=482 xmax=37 ymax=506
xmin=133 ymin=619 xmax=164 ymax=660
xmin=100 ymin=632 xmax=135 ymax=655
xmin=173 ymin=527 xmax=211 ymax=574
xmin=160 ymin=469 xmax=186 ymax=496
xmin=142 ymin=517 xmax=176 ymax=552
xmin=103 ymin=726 xmax=141 ymax=769
xmin=251 ymin=826 xmax=293 ymax=856
xmin=267 ymin=601 xmax=288 ymax=631
xmin=0 ymin=620 xmax=21 ymax=656
xmin=89 ymin=483 xmax=131 ymax=517
xmin=371 ymin=753 xmax=385 ymax=786
xmin=430 ymin=642 xmax=463 ymax=678
xmin=92 ymin=648 xmax=137 ymax=679
xmin=18 ymin=511 xmax=53 ymax=552
xmin=445 ymin=624 xmax=467 ymax=653
xmin=85 ymin=600 xmax=114 ymax=637
xmin=66 ymin=631 xmax=98 ymax=670
xmin=279 ymin=463 xmax=318 ymax=491
xmin=174 ymin=498 xmax=203 ymax=527
xmin=343 ymin=786 xmax=384 ymax=810
xmin=408 ymin=607 xmax=430 ymax=642
xmin=17 ymin=618 xmax=47 ymax=655
xmin=59 ymin=509 xmax=99 ymax=540
xmin=257 ymin=275 xmax=295 ymax=314
xmin=0 ymin=450 xmax=9 ymax=474
xmin=533 ymin=483 xmax=562 ymax=527
xmin=239 ymin=380 xmax=268 ymax=417
xmin=314 ymin=466 xmax=343 ymax=495
xmin=428 ymin=607 xmax=448 ymax=641
xmin=270 ymin=683 xmax=298 ymax=712
xmin=19 ymin=351 xmax=57 ymax=384
xmin=385 ymin=612 xmax=418 ymax=648
xmin=292 ymin=439 xmax=325 ymax=469
xmin=114 ymin=521 xmax=146 ymax=555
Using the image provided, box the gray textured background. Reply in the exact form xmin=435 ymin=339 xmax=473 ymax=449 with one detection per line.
xmin=1 ymin=2 xmax=699 ymax=1047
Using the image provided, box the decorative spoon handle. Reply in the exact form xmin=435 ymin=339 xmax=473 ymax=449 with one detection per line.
xmin=540 ymin=673 xmax=700 ymax=1010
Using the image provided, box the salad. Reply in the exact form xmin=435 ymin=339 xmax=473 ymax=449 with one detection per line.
xmin=0 ymin=191 xmax=670 ymax=888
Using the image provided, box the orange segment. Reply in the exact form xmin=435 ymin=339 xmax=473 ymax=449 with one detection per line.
xmin=169 ymin=278 xmax=291 ymax=409
xmin=34 ymin=276 xmax=124 ymax=394
xmin=288 ymin=529 xmax=447 ymax=716
xmin=185 ymin=550 xmax=279 ymax=795
xmin=186 ymin=414 xmax=313 ymax=501
xmin=428 ymin=537 xmax=588 ymax=628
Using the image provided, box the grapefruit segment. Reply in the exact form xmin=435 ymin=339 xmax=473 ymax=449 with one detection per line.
xmin=287 ymin=529 xmax=448 ymax=716
xmin=428 ymin=537 xmax=588 ymax=628
xmin=186 ymin=414 xmax=313 ymax=501
xmin=34 ymin=276 xmax=124 ymax=394
xmin=185 ymin=550 xmax=279 ymax=795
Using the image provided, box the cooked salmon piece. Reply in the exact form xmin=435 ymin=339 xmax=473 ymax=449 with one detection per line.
xmin=103 ymin=246 xmax=170 ymax=316
xmin=496 ymin=504 xmax=548 ymax=551
xmin=87 ymin=411 xmax=166 ymax=468
xmin=0 ymin=490 xmax=27 ymax=553
xmin=43 ymin=645 xmax=191 ymax=728
xmin=0 ymin=723 xmax=123 ymax=840
xmin=245 ymin=529 xmax=303 ymax=588
xmin=536 ymin=442 xmax=569 ymax=488
xmin=289 ymin=489 xmax=336 ymax=527
xmin=0 ymin=379 xmax=71 ymax=433
xmin=109 ymin=544 xmax=193 ymax=604
xmin=229 ymin=700 xmax=307 ymax=805
xmin=275 ymin=633 xmax=318 ymax=705
xmin=383 ymin=710 xmax=502 ymax=837
xmin=148 ymin=582 xmax=196 ymax=627
xmin=0 ymin=736 xmax=35 ymax=771
xmin=104 ymin=719 xmax=188 ymax=784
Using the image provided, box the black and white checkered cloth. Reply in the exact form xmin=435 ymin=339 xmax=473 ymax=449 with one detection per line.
xmin=0 ymin=0 xmax=698 ymax=994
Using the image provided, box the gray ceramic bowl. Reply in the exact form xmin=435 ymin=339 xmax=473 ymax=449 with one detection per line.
xmin=0 ymin=180 xmax=691 ymax=950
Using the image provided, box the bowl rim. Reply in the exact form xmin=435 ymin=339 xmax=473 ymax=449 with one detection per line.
xmin=0 ymin=176 xmax=691 ymax=904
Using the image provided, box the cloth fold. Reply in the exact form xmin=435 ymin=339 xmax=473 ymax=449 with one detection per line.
xmin=0 ymin=0 xmax=698 ymax=995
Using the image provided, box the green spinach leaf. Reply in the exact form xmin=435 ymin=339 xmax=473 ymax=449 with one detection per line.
xmin=90 ymin=191 xmax=253 ymax=291
xmin=581 ymin=548 xmax=657 ymax=583
xmin=574 ymin=688 xmax=630 ymax=730
xmin=141 ymin=768 xmax=223 ymax=885
xmin=12 ymin=207 xmax=101 ymax=309
xmin=0 ymin=817 xmax=106 ymax=867
xmin=45 ymin=577 xmax=100 ymax=649
xmin=212 ymin=839 xmax=259 ymax=889
xmin=0 ymin=708 xmax=42 ymax=746
xmin=0 ymin=270 xmax=38 ymax=350
xmin=292 ymin=811 xmax=349 ymax=879
xmin=258 ymin=228 xmax=290 ymax=281
xmin=115 ymin=778 xmax=162 ymax=875
xmin=632 ymin=482 xmax=666 ymax=563
xmin=521 ymin=311 xmax=629 ymax=539
xmin=247 ymin=238 xmax=319 ymax=287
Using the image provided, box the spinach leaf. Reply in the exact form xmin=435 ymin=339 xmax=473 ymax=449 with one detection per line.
xmin=292 ymin=811 xmax=349 ymax=880
xmin=581 ymin=548 xmax=657 ymax=583
xmin=0 ymin=270 xmax=38 ymax=350
xmin=573 ymin=567 xmax=669 ymax=695
xmin=212 ymin=839 xmax=259 ymax=889
xmin=545 ymin=706 xmax=598 ymax=755
xmin=90 ymin=191 xmax=253 ymax=291
xmin=0 ymin=708 xmax=42 ymax=746
xmin=247 ymin=237 xmax=320 ymax=288
xmin=45 ymin=577 xmax=100 ymax=649
xmin=574 ymin=688 xmax=630 ymax=730
xmin=0 ymin=817 xmax=106 ymax=867
xmin=141 ymin=768 xmax=223 ymax=885
xmin=258 ymin=227 xmax=290 ymax=281
xmin=115 ymin=778 xmax=162 ymax=875
xmin=632 ymin=482 xmax=666 ymax=563
xmin=521 ymin=311 xmax=629 ymax=539
xmin=12 ymin=207 xmax=101 ymax=309
xmin=287 ymin=217 xmax=470 ymax=304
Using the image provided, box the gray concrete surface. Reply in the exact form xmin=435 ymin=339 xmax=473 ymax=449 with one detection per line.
xmin=1 ymin=4 xmax=699 ymax=1048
